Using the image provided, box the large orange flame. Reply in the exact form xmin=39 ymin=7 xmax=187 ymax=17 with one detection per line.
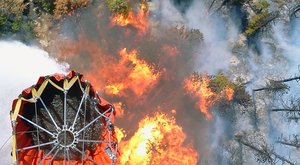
xmin=104 ymin=48 xmax=161 ymax=96
xmin=184 ymin=75 xmax=216 ymax=120
xmin=184 ymin=74 xmax=234 ymax=120
xmin=116 ymin=112 xmax=198 ymax=165
xmin=111 ymin=4 xmax=149 ymax=34
xmin=57 ymin=38 xmax=160 ymax=97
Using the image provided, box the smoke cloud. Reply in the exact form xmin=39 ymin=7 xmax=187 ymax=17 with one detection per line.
xmin=0 ymin=41 xmax=68 ymax=164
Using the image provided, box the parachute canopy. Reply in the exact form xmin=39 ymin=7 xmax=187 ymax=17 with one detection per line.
xmin=10 ymin=71 xmax=118 ymax=164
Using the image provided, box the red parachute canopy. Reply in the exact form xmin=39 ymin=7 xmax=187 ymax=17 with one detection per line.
xmin=10 ymin=71 xmax=118 ymax=164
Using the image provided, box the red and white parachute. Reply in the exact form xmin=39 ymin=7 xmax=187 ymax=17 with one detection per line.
xmin=10 ymin=71 xmax=118 ymax=164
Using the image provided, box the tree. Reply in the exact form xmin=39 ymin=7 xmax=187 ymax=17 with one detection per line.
xmin=54 ymin=0 xmax=90 ymax=18
xmin=105 ymin=0 xmax=130 ymax=16
xmin=234 ymin=131 xmax=296 ymax=165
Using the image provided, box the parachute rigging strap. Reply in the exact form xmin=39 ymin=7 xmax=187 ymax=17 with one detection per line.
xmin=48 ymin=79 xmax=64 ymax=92
xmin=81 ymin=100 xmax=88 ymax=164
xmin=63 ymin=76 xmax=79 ymax=91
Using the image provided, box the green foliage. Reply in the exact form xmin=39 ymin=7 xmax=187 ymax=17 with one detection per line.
xmin=209 ymin=73 xmax=233 ymax=93
xmin=209 ymin=73 xmax=251 ymax=107
xmin=0 ymin=10 xmax=35 ymax=40
xmin=244 ymin=0 xmax=271 ymax=37
xmin=11 ymin=19 xmax=21 ymax=32
xmin=33 ymin=0 xmax=55 ymax=14
xmin=0 ymin=13 xmax=8 ymax=30
xmin=105 ymin=0 xmax=130 ymax=16
xmin=255 ymin=0 xmax=270 ymax=12
xmin=244 ymin=11 xmax=269 ymax=37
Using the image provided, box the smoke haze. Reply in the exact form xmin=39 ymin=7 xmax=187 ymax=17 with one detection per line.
xmin=0 ymin=41 xmax=68 ymax=164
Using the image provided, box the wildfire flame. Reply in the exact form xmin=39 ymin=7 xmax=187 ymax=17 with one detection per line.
xmin=104 ymin=48 xmax=161 ymax=96
xmin=111 ymin=3 xmax=149 ymax=34
xmin=58 ymin=39 xmax=160 ymax=97
xmin=184 ymin=74 xmax=234 ymax=120
xmin=117 ymin=112 xmax=198 ymax=165
xmin=113 ymin=102 xmax=125 ymax=118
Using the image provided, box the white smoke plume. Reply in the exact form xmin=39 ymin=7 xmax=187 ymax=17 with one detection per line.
xmin=0 ymin=41 xmax=68 ymax=164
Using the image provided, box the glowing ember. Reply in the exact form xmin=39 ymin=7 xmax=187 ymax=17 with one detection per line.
xmin=184 ymin=74 xmax=233 ymax=120
xmin=117 ymin=112 xmax=198 ymax=165
xmin=111 ymin=3 xmax=149 ymax=34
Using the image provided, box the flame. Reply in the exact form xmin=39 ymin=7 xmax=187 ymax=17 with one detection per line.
xmin=184 ymin=75 xmax=215 ymax=120
xmin=117 ymin=112 xmax=198 ymax=165
xmin=104 ymin=48 xmax=160 ymax=96
xmin=115 ymin=127 xmax=126 ymax=143
xmin=224 ymin=87 xmax=234 ymax=101
xmin=184 ymin=74 xmax=234 ymax=120
xmin=114 ymin=102 xmax=125 ymax=118
xmin=57 ymin=38 xmax=160 ymax=97
xmin=106 ymin=84 xmax=125 ymax=95
xmin=111 ymin=3 xmax=149 ymax=34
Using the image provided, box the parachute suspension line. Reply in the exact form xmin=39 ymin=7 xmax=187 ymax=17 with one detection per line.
xmin=93 ymin=106 xmax=111 ymax=120
xmin=38 ymin=96 xmax=60 ymax=131
xmin=35 ymin=101 xmax=41 ymax=153
xmin=81 ymin=98 xmax=88 ymax=164
xmin=73 ymin=147 xmax=101 ymax=165
xmin=76 ymin=107 xmax=112 ymax=135
xmin=46 ymin=147 xmax=60 ymax=165
xmin=76 ymin=113 xmax=103 ymax=135
xmin=71 ymin=92 xmax=87 ymax=130
xmin=38 ymin=143 xmax=60 ymax=165
xmin=0 ymin=134 xmax=12 ymax=152
xmin=17 ymin=141 xmax=56 ymax=151
xmin=18 ymin=115 xmax=54 ymax=137
xmin=66 ymin=148 xmax=70 ymax=165
xmin=64 ymin=90 xmax=67 ymax=127
xmin=105 ymin=107 xmax=117 ymax=162
xmin=77 ymin=139 xmax=108 ymax=143
xmin=91 ymin=100 xmax=117 ymax=161
xmin=63 ymin=91 xmax=67 ymax=165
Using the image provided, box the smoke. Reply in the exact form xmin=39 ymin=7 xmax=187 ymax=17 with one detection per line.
xmin=185 ymin=0 xmax=235 ymax=74
xmin=45 ymin=0 xmax=240 ymax=163
xmin=0 ymin=41 xmax=68 ymax=164
xmin=7 ymin=0 xmax=296 ymax=164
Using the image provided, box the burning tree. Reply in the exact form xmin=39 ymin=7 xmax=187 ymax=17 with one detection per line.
xmin=117 ymin=112 xmax=198 ymax=165
xmin=184 ymin=72 xmax=251 ymax=120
